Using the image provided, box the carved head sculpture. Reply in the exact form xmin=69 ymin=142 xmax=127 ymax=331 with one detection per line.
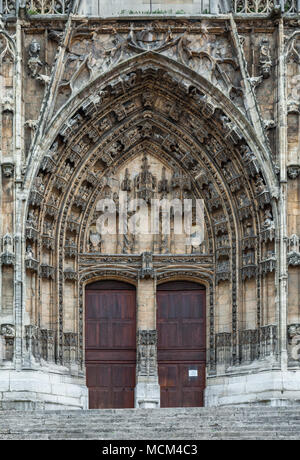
xmin=29 ymin=39 xmax=41 ymax=58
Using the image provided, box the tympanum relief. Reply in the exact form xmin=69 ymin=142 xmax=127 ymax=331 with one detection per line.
xmin=85 ymin=153 xmax=208 ymax=256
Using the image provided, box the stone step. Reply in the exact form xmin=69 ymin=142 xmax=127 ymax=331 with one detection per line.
xmin=1 ymin=407 xmax=300 ymax=440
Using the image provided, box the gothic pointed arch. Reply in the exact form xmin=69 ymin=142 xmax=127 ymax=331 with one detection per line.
xmin=23 ymin=51 xmax=279 ymax=373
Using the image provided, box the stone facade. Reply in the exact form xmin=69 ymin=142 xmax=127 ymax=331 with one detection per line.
xmin=0 ymin=0 xmax=299 ymax=409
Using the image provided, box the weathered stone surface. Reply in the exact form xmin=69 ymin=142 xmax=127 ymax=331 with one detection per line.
xmin=0 ymin=1 xmax=299 ymax=411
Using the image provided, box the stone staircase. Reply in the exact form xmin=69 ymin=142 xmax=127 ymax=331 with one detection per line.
xmin=0 ymin=407 xmax=300 ymax=440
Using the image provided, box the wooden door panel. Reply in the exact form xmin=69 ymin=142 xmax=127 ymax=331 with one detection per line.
xmin=111 ymin=364 xmax=135 ymax=387
xmin=181 ymin=322 xmax=204 ymax=347
xmin=158 ymin=322 xmax=178 ymax=348
xmin=89 ymin=389 xmax=111 ymax=409
xmin=113 ymin=388 xmax=135 ymax=409
xmin=112 ymin=321 xmax=136 ymax=348
xmin=157 ymin=282 xmax=206 ymax=408
xmin=85 ymin=281 xmax=136 ymax=409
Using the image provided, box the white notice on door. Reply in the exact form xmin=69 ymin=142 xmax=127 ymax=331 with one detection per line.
xmin=189 ymin=369 xmax=198 ymax=377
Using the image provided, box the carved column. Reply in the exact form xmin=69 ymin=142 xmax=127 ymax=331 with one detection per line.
xmin=135 ymin=329 xmax=160 ymax=408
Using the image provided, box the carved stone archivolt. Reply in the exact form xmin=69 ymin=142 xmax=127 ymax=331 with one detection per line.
xmin=22 ymin=50 xmax=278 ymax=373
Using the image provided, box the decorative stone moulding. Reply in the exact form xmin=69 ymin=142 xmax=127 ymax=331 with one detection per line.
xmin=238 ymin=205 xmax=252 ymax=221
xmin=260 ymin=227 xmax=275 ymax=244
xmin=241 ymin=265 xmax=257 ymax=281
xmin=65 ymin=239 xmax=77 ymax=258
xmin=25 ymin=257 xmax=39 ymax=272
xmin=216 ymin=261 xmax=231 ymax=284
xmin=29 ymin=190 xmax=43 ymax=207
xmin=241 ymin=146 xmax=260 ymax=178
xmin=207 ymin=197 xmax=222 ymax=212
xmin=68 ymin=146 xmax=82 ymax=165
xmin=55 ymin=175 xmax=67 ymax=192
xmin=45 ymin=203 xmax=58 ymax=218
xmin=25 ymin=225 xmax=39 ymax=242
xmin=287 ymin=100 xmax=300 ymax=114
xmin=287 ymin=165 xmax=300 ymax=180
xmin=40 ymin=264 xmax=55 ymax=280
xmin=67 ymin=218 xmax=80 ymax=234
xmin=86 ymin=172 xmax=98 ymax=187
xmin=42 ymin=235 xmax=55 ymax=251
xmin=241 ymin=253 xmax=257 ymax=280
xmin=64 ymin=268 xmax=77 ymax=281
xmin=213 ymin=216 xmax=228 ymax=235
xmin=1 ymin=250 xmax=15 ymax=266
xmin=29 ymin=179 xmax=44 ymax=207
xmin=260 ymin=253 xmax=276 ymax=276
xmin=73 ymin=195 xmax=87 ymax=210
xmin=228 ymin=175 xmax=242 ymax=193
xmin=40 ymin=153 xmax=56 ymax=174
xmin=242 ymin=235 xmax=257 ymax=250
xmin=1 ymin=161 xmax=14 ymax=178
xmin=257 ymin=190 xmax=271 ymax=209
xmin=216 ymin=246 xmax=231 ymax=259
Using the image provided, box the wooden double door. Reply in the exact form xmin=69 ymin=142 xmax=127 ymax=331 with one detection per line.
xmin=85 ymin=280 xmax=206 ymax=409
